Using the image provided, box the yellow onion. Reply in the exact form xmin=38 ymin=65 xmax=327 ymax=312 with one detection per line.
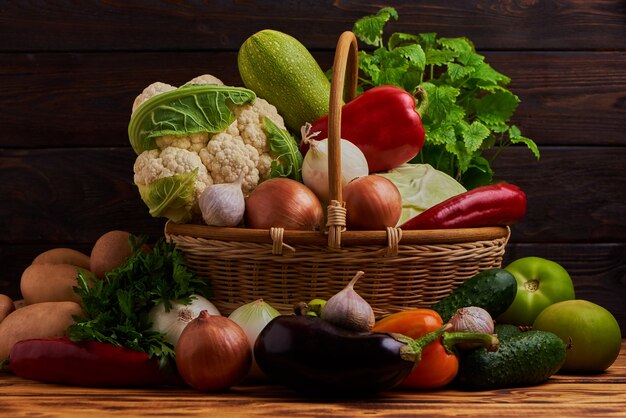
xmin=244 ymin=178 xmax=323 ymax=230
xmin=343 ymin=175 xmax=402 ymax=230
xmin=175 ymin=310 xmax=251 ymax=391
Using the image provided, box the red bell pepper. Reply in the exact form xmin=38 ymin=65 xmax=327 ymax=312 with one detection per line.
xmin=372 ymin=309 xmax=499 ymax=389
xmin=9 ymin=337 xmax=183 ymax=387
xmin=400 ymin=183 xmax=527 ymax=230
xmin=303 ymin=85 xmax=426 ymax=173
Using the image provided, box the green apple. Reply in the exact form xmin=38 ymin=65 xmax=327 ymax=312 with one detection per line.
xmin=533 ymin=300 xmax=622 ymax=373
xmin=496 ymin=257 xmax=575 ymax=325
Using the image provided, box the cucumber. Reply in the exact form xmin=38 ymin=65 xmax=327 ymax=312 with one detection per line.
xmin=432 ymin=269 xmax=517 ymax=322
xmin=456 ymin=330 xmax=567 ymax=389
xmin=238 ymin=29 xmax=331 ymax=133
xmin=494 ymin=323 xmax=524 ymax=340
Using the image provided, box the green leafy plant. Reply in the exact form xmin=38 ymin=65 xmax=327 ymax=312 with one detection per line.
xmin=68 ymin=235 xmax=211 ymax=368
xmin=352 ymin=7 xmax=539 ymax=188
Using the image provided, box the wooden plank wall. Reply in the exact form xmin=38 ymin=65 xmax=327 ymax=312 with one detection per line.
xmin=0 ymin=1 xmax=624 ymax=331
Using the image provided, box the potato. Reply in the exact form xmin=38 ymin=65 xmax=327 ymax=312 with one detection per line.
xmin=32 ymin=247 xmax=91 ymax=270
xmin=90 ymin=230 xmax=135 ymax=279
xmin=0 ymin=294 xmax=15 ymax=324
xmin=20 ymin=263 xmax=89 ymax=305
xmin=13 ymin=299 xmax=26 ymax=310
xmin=0 ymin=301 xmax=83 ymax=361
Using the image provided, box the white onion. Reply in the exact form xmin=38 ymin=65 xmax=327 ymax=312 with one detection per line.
xmin=228 ymin=299 xmax=280 ymax=380
xmin=149 ymin=294 xmax=220 ymax=346
xmin=301 ymin=124 xmax=368 ymax=202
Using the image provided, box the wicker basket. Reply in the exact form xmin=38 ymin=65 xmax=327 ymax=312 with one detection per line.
xmin=165 ymin=31 xmax=511 ymax=317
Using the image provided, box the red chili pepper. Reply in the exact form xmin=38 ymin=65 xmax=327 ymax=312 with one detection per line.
xmin=400 ymin=183 xmax=527 ymax=230
xmin=304 ymin=85 xmax=426 ymax=173
xmin=9 ymin=337 xmax=183 ymax=387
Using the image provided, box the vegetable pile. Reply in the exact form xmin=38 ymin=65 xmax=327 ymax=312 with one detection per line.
xmin=0 ymin=236 xmax=621 ymax=393
xmin=0 ymin=6 xmax=621 ymax=400
xmin=125 ymin=7 xmax=532 ymax=232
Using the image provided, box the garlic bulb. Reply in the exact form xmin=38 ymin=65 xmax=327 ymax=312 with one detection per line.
xmin=148 ymin=294 xmax=220 ymax=345
xmin=321 ymin=271 xmax=375 ymax=332
xmin=199 ymin=173 xmax=245 ymax=226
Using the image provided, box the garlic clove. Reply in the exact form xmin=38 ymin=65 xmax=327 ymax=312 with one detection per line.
xmin=199 ymin=173 xmax=245 ymax=227
xmin=321 ymin=271 xmax=375 ymax=332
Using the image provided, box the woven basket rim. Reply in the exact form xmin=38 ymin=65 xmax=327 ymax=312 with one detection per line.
xmin=165 ymin=221 xmax=510 ymax=246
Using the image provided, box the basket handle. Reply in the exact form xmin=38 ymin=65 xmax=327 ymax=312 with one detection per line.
xmin=327 ymin=31 xmax=358 ymax=249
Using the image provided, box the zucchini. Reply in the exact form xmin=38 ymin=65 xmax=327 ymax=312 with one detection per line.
xmin=456 ymin=330 xmax=567 ymax=389
xmin=238 ymin=29 xmax=331 ymax=133
xmin=432 ymin=269 xmax=518 ymax=322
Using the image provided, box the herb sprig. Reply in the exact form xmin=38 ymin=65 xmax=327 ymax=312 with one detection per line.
xmin=352 ymin=7 xmax=539 ymax=188
xmin=68 ymin=235 xmax=211 ymax=367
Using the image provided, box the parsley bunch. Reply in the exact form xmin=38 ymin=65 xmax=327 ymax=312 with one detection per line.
xmin=67 ymin=235 xmax=211 ymax=367
xmin=352 ymin=7 xmax=539 ymax=188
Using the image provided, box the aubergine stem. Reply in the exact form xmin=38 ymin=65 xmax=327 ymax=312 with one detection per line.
xmin=399 ymin=324 xmax=500 ymax=363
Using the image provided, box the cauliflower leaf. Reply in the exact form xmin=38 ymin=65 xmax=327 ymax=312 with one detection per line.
xmin=264 ymin=117 xmax=303 ymax=181
xmin=137 ymin=169 xmax=198 ymax=223
xmin=128 ymin=85 xmax=256 ymax=154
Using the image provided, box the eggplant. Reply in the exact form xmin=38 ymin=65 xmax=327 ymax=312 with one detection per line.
xmin=254 ymin=314 xmax=446 ymax=396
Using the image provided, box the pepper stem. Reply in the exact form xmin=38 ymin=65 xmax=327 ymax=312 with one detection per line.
xmin=442 ymin=331 xmax=500 ymax=354
xmin=399 ymin=324 xmax=500 ymax=364
xmin=414 ymin=86 xmax=430 ymax=117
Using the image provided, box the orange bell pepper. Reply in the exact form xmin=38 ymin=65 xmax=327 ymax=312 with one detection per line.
xmin=373 ymin=309 xmax=458 ymax=389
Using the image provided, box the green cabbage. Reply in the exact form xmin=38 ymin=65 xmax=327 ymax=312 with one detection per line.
xmin=378 ymin=163 xmax=466 ymax=225
xmin=137 ymin=169 xmax=198 ymax=223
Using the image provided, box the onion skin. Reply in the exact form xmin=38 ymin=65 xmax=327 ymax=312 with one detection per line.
xmin=343 ymin=175 xmax=402 ymax=230
xmin=244 ymin=178 xmax=324 ymax=230
xmin=175 ymin=311 xmax=252 ymax=391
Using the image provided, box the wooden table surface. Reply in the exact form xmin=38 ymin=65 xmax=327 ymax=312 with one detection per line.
xmin=1 ymin=341 xmax=625 ymax=418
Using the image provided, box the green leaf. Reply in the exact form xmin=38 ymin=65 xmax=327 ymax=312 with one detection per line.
xmin=470 ymin=63 xmax=511 ymax=87
xmin=461 ymin=156 xmax=494 ymax=189
xmin=388 ymin=32 xmax=421 ymax=49
xmin=263 ymin=117 xmax=304 ymax=181
xmin=394 ymin=44 xmax=426 ymax=70
xmin=352 ymin=7 xmax=398 ymax=47
xmin=137 ymin=169 xmax=198 ymax=223
xmin=461 ymin=121 xmax=491 ymax=153
xmin=425 ymin=48 xmax=458 ymax=66
xmin=128 ymin=85 xmax=256 ymax=154
xmin=509 ymin=125 xmax=541 ymax=159
xmin=420 ymin=83 xmax=462 ymax=125
xmin=474 ymin=90 xmax=520 ymax=127
xmin=438 ymin=37 xmax=474 ymax=54
xmin=426 ymin=124 xmax=457 ymax=146
xmin=445 ymin=62 xmax=473 ymax=82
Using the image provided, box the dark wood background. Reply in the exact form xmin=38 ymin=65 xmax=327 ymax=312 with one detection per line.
xmin=1 ymin=1 xmax=624 ymax=331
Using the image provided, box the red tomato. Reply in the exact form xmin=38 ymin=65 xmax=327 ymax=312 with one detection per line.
xmin=373 ymin=309 xmax=458 ymax=389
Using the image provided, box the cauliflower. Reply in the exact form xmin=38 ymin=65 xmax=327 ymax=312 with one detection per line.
xmin=131 ymin=82 xmax=176 ymax=113
xmin=185 ymin=74 xmax=224 ymax=86
xmin=130 ymin=74 xmax=300 ymax=223
xmin=134 ymin=147 xmax=213 ymax=219
xmin=232 ymin=97 xmax=285 ymax=179
xmin=199 ymin=132 xmax=260 ymax=194
xmin=155 ymin=132 xmax=210 ymax=153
